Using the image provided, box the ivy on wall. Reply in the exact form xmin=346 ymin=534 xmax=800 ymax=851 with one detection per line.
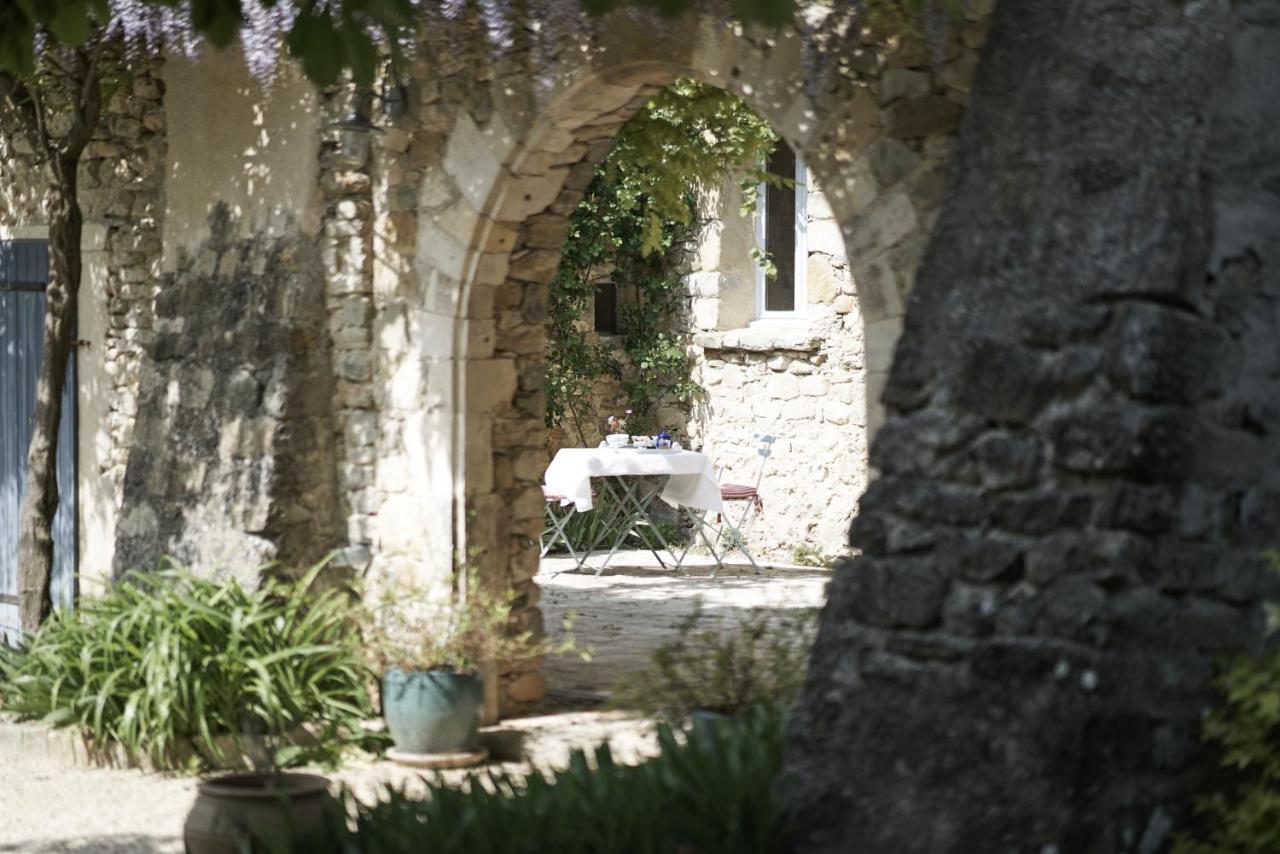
xmin=546 ymin=79 xmax=778 ymax=443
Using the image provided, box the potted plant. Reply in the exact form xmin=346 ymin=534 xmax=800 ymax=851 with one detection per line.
xmin=363 ymin=570 xmax=576 ymax=757
xmin=613 ymin=599 xmax=816 ymax=736
xmin=605 ymin=409 xmax=633 ymax=447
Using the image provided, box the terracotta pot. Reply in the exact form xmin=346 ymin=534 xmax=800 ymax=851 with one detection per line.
xmin=183 ymin=771 xmax=338 ymax=854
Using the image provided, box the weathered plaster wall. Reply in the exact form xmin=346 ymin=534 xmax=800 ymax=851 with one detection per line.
xmin=114 ymin=208 xmax=342 ymax=582
xmin=160 ymin=49 xmax=321 ymax=270
xmin=113 ymin=53 xmax=337 ymax=580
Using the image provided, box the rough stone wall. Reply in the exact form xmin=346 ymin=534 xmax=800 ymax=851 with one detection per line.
xmin=786 ymin=0 xmax=1280 ymax=850
xmin=317 ymin=88 xmax=379 ymax=560
xmin=82 ymin=65 xmax=168 ymax=523
xmin=688 ymin=174 xmax=867 ymax=561
xmin=0 ymin=58 xmax=168 ymax=585
xmin=113 ymin=208 xmax=342 ymax=583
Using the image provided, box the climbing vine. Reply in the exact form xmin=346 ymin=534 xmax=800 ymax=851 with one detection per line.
xmin=546 ymin=79 xmax=778 ymax=442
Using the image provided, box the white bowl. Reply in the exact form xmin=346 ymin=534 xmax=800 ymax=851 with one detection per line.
xmin=605 ymin=433 xmax=629 ymax=448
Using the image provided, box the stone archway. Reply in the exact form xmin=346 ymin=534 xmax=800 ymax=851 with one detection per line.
xmin=400 ymin=9 xmax=993 ymax=706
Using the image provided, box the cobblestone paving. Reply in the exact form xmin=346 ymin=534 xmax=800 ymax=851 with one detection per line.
xmin=538 ymin=551 xmax=831 ymax=698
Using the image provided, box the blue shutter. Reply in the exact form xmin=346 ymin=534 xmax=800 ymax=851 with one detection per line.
xmin=0 ymin=240 xmax=76 ymax=644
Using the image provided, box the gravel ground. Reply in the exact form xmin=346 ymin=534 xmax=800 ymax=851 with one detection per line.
xmin=0 ymin=710 xmax=658 ymax=854
xmin=0 ymin=555 xmax=827 ymax=852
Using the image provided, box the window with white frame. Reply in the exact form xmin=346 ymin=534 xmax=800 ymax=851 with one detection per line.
xmin=754 ymin=140 xmax=807 ymax=321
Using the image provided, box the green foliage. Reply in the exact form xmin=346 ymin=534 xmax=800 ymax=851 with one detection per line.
xmin=361 ymin=569 xmax=577 ymax=674
xmin=789 ymin=544 xmax=830 ymax=568
xmin=547 ymin=79 xmax=777 ymax=439
xmin=615 ymin=599 xmax=816 ymax=718
xmin=0 ymin=0 xmax=415 ymax=87
xmin=1 ymin=0 xmax=811 ymax=86
xmin=0 ymin=559 xmax=375 ymax=770
xmin=290 ymin=703 xmax=790 ymax=854
xmin=546 ymin=491 xmax=689 ymax=556
xmin=1174 ymin=564 xmax=1280 ymax=854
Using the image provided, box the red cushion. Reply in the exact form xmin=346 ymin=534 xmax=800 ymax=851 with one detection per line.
xmin=720 ymin=483 xmax=758 ymax=500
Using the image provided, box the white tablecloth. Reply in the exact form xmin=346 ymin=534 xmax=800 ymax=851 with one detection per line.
xmin=544 ymin=448 xmax=723 ymax=514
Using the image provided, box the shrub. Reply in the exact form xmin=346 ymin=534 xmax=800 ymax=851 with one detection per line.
xmin=614 ymin=599 xmax=817 ymax=718
xmin=361 ymin=568 xmax=577 ymax=674
xmin=1174 ymin=647 xmax=1280 ymax=854
xmin=293 ymin=703 xmax=789 ymax=854
xmin=547 ymin=490 xmax=689 ymax=557
xmin=0 ymin=559 xmax=374 ymax=769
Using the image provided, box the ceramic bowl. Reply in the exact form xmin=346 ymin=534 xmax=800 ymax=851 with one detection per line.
xmin=605 ymin=433 xmax=629 ymax=448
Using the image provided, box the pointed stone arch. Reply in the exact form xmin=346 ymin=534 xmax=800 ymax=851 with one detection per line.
xmin=382 ymin=8 xmax=991 ymax=706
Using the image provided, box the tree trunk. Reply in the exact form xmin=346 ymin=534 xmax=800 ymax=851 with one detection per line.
xmin=17 ymin=157 xmax=83 ymax=634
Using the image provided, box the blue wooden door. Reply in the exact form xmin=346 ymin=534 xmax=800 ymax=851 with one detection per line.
xmin=0 ymin=239 xmax=76 ymax=644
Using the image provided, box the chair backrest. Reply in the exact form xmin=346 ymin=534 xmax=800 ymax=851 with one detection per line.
xmin=714 ymin=433 xmax=776 ymax=488
xmin=749 ymin=434 xmax=776 ymax=491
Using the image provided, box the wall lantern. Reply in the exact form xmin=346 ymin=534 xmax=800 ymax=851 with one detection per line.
xmin=328 ymin=77 xmax=409 ymax=170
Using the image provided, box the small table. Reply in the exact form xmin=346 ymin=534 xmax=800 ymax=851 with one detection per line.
xmin=544 ymin=447 xmax=725 ymax=576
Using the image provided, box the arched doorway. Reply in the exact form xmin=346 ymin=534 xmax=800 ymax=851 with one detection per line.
xmin=377 ymin=7 xmax=989 ymax=709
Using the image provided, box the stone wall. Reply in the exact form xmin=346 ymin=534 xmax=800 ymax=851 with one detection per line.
xmin=0 ymin=57 xmax=168 ymax=588
xmin=114 ymin=53 xmax=342 ymax=582
xmin=363 ymin=1 xmax=996 ymax=710
xmin=785 ymin=0 xmax=1280 ymax=850
xmin=687 ymin=174 xmax=867 ymax=561
xmin=113 ymin=207 xmax=342 ymax=583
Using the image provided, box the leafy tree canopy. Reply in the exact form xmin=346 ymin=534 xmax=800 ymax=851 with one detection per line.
xmin=0 ymin=0 xmax=798 ymax=87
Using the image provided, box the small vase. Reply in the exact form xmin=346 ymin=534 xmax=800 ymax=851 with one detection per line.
xmin=382 ymin=668 xmax=484 ymax=754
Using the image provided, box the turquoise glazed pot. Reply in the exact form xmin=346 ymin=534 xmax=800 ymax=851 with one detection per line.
xmin=382 ymin=668 xmax=483 ymax=754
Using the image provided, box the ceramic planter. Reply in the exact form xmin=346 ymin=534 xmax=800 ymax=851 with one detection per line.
xmin=183 ymin=772 xmax=337 ymax=854
xmin=382 ymin=668 xmax=483 ymax=754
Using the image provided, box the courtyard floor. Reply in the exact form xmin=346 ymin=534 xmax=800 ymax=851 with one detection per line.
xmin=0 ymin=551 xmax=829 ymax=853
xmin=538 ymin=550 xmax=831 ymax=699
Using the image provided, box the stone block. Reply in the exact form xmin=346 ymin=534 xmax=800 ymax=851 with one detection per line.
xmin=692 ymin=298 xmax=720 ymax=330
xmin=1105 ymin=303 xmax=1230 ymax=404
xmin=495 ymin=169 xmax=570 ymax=222
xmin=465 ymin=419 xmax=494 ymax=495
xmin=878 ymin=68 xmax=931 ymax=105
xmin=801 ymin=375 xmax=829 ymax=396
xmin=807 ymin=257 xmax=841 ymax=303
xmin=345 ymin=412 xmax=379 ymax=448
xmin=466 ymin=359 xmax=518 ymax=412
xmin=846 ymin=191 xmax=917 ymax=260
xmin=839 ymin=556 xmax=947 ymax=628
xmin=509 ymin=249 xmax=561 ymax=283
xmin=1047 ymin=405 xmax=1197 ymax=480
xmin=767 ymin=373 xmax=801 ymax=400
xmin=870 ymin=138 xmax=922 ymax=188
xmin=443 ymin=113 xmax=504 ymax=211
xmin=886 ymin=96 xmax=965 ymax=139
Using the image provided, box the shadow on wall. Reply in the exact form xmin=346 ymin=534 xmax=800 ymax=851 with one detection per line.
xmin=162 ymin=46 xmax=322 ymax=272
xmin=111 ymin=205 xmax=342 ymax=586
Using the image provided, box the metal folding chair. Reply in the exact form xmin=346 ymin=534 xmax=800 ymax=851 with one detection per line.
xmin=677 ymin=434 xmax=774 ymax=575
xmin=540 ymin=486 xmax=582 ymax=564
xmin=715 ymin=433 xmax=774 ymax=552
